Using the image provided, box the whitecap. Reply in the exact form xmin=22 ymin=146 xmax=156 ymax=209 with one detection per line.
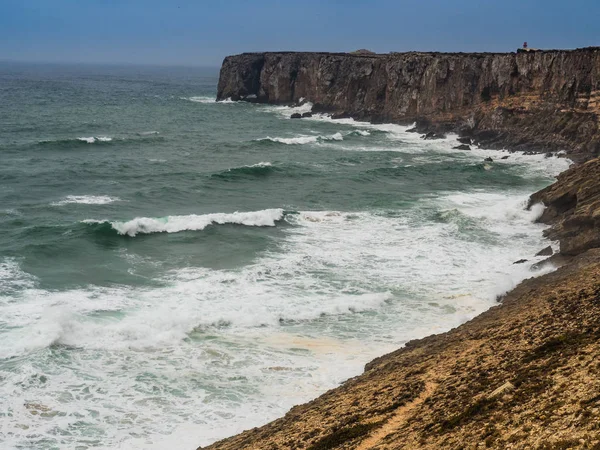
xmin=182 ymin=96 xmax=237 ymax=104
xmin=77 ymin=136 xmax=113 ymax=144
xmin=249 ymin=161 xmax=272 ymax=167
xmin=52 ymin=195 xmax=120 ymax=206
xmin=258 ymin=132 xmax=344 ymax=145
xmin=85 ymin=208 xmax=285 ymax=237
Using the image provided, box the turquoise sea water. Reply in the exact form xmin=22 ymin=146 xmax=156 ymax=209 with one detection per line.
xmin=0 ymin=63 xmax=568 ymax=449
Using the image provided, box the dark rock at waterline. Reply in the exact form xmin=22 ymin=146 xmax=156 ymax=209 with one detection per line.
xmin=529 ymin=158 xmax=600 ymax=257
xmin=501 ymin=155 xmax=510 ymax=159
xmin=536 ymin=246 xmax=554 ymax=257
xmin=290 ymin=113 xmax=302 ymax=119
xmin=301 ymin=112 xmax=313 ymax=118
xmin=513 ymin=259 xmax=528 ymax=264
xmin=422 ymin=131 xmax=445 ymax=140
xmin=453 ymin=144 xmax=471 ymax=150
xmin=331 ymin=111 xmax=352 ymax=120
xmin=484 ymin=157 xmax=494 ymax=162
xmin=545 ymin=152 xmax=554 ymax=158
xmin=457 ymin=137 xmax=472 ymax=145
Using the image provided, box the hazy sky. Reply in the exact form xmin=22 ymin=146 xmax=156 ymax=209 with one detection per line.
xmin=1 ymin=0 xmax=598 ymax=66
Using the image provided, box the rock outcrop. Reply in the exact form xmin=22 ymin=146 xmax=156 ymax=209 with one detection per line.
xmin=530 ymin=157 xmax=600 ymax=256
xmin=218 ymin=49 xmax=600 ymax=161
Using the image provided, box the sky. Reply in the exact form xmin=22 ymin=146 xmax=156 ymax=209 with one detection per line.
xmin=0 ymin=0 xmax=598 ymax=67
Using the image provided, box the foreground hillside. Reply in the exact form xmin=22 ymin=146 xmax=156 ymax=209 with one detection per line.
xmin=202 ymin=250 xmax=600 ymax=449
xmin=200 ymin=160 xmax=600 ymax=449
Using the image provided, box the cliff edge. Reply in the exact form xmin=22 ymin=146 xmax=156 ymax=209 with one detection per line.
xmin=218 ymin=49 xmax=600 ymax=161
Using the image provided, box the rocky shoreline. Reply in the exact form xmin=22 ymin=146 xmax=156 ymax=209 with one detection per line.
xmin=200 ymin=50 xmax=600 ymax=449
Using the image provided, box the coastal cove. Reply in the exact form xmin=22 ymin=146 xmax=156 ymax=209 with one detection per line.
xmin=0 ymin=63 xmax=578 ymax=449
xmin=202 ymin=49 xmax=600 ymax=449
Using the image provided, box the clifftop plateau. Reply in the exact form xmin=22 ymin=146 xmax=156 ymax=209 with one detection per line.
xmin=218 ymin=48 xmax=600 ymax=161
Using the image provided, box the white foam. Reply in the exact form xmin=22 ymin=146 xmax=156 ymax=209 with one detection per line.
xmin=260 ymin=102 xmax=313 ymax=118
xmin=52 ymin=195 xmax=120 ymax=206
xmin=183 ymin=96 xmax=238 ymax=104
xmin=0 ymin=258 xmax=36 ymax=294
xmin=259 ymin=131 xmax=346 ymax=145
xmin=77 ymin=136 xmax=113 ymax=143
xmin=261 ymin=135 xmax=319 ymax=145
xmin=249 ymin=161 xmax=272 ymax=167
xmin=86 ymin=208 xmax=285 ymax=237
xmin=182 ymin=96 xmax=216 ymax=103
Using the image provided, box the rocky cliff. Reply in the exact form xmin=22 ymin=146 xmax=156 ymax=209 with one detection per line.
xmin=218 ymin=49 xmax=600 ymax=161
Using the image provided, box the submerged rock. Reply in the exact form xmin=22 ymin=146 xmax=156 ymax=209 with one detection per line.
xmin=484 ymin=157 xmax=494 ymax=162
xmin=301 ymin=112 xmax=313 ymax=118
xmin=453 ymin=144 xmax=471 ymax=150
xmin=513 ymin=259 xmax=528 ymax=264
xmin=422 ymin=131 xmax=445 ymax=140
xmin=290 ymin=113 xmax=302 ymax=119
xmin=501 ymin=155 xmax=510 ymax=159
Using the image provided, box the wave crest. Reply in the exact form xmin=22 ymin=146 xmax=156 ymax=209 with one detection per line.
xmin=52 ymin=195 xmax=120 ymax=206
xmin=83 ymin=208 xmax=285 ymax=237
xmin=212 ymin=162 xmax=277 ymax=180
xmin=258 ymin=132 xmax=344 ymax=145
xmin=37 ymin=134 xmax=163 ymax=148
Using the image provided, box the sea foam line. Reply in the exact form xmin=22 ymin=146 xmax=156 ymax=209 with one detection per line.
xmin=258 ymin=132 xmax=346 ymax=145
xmin=77 ymin=136 xmax=113 ymax=144
xmin=52 ymin=195 xmax=121 ymax=206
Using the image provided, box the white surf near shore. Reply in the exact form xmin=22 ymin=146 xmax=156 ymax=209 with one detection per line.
xmin=1 ymin=175 xmax=563 ymax=449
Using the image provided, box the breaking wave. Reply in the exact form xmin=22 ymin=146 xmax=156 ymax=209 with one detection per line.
xmin=182 ymin=96 xmax=238 ymax=104
xmin=83 ymin=208 xmax=286 ymax=237
xmin=257 ymin=132 xmax=345 ymax=145
xmin=211 ymin=162 xmax=278 ymax=180
xmin=37 ymin=134 xmax=164 ymax=148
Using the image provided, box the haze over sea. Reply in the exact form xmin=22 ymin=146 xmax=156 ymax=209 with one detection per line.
xmin=0 ymin=63 xmax=568 ymax=449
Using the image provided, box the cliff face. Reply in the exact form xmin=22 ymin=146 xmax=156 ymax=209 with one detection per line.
xmin=218 ymin=49 xmax=600 ymax=160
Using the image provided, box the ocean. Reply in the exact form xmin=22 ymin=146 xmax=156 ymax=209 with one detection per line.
xmin=0 ymin=63 xmax=568 ymax=449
